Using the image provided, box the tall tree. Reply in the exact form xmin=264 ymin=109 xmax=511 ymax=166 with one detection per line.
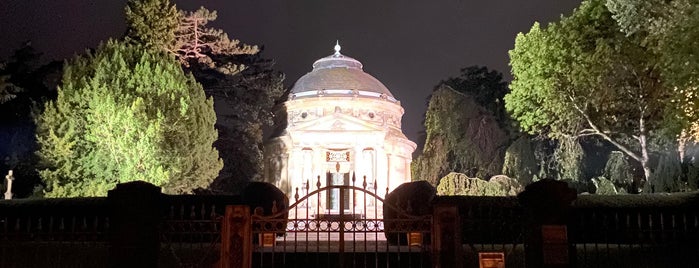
xmin=207 ymin=60 xmax=285 ymax=193
xmin=607 ymin=0 xmax=699 ymax=148
xmin=126 ymin=1 xmax=284 ymax=193
xmin=414 ymin=66 xmax=512 ymax=184
xmin=124 ymin=0 xmax=179 ymax=52
xmin=506 ymin=0 xmax=671 ymax=189
xmin=173 ymin=7 xmax=259 ymax=76
xmin=0 ymin=43 xmax=61 ymax=197
xmin=168 ymin=6 xmax=283 ymax=193
xmin=36 ymin=41 xmax=222 ymax=197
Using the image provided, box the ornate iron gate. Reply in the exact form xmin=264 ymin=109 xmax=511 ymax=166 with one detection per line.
xmin=250 ymin=179 xmax=432 ymax=268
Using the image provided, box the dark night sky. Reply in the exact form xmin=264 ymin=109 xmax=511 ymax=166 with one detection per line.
xmin=0 ymin=0 xmax=581 ymax=143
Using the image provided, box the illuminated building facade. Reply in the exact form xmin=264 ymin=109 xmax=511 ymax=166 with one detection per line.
xmin=263 ymin=43 xmax=416 ymax=216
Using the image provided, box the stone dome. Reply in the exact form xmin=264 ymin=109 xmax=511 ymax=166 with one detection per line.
xmin=290 ymin=44 xmax=396 ymax=101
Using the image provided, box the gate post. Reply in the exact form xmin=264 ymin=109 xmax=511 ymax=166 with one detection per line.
xmin=518 ymin=179 xmax=577 ymax=268
xmin=108 ymin=181 xmax=162 ymax=268
xmin=432 ymin=203 xmax=461 ymax=268
xmin=221 ymin=205 xmax=252 ymax=268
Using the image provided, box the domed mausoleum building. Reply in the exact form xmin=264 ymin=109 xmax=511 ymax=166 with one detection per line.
xmin=263 ymin=43 xmax=416 ymax=216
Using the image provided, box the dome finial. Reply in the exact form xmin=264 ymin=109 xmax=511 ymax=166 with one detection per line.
xmin=334 ymin=40 xmax=341 ymax=56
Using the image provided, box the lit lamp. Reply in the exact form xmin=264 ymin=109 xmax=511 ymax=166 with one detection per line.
xmin=408 ymin=232 xmax=423 ymax=246
xmin=254 ymin=207 xmax=276 ymax=248
xmin=260 ymin=233 xmax=276 ymax=248
xmin=478 ymin=252 xmax=505 ymax=268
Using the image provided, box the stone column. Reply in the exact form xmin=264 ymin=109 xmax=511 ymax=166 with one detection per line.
xmin=288 ymin=148 xmax=303 ymax=199
xmin=405 ymin=158 xmax=412 ymax=182
xmin=281 ymin=153 xmax=289 ymax=194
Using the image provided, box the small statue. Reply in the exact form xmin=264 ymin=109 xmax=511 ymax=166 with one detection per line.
xmin=5 ymin=170 xmax=14 ymax=200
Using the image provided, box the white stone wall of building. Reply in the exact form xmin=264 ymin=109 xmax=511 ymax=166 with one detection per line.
xmin=262 ymin=45 xmax=416 ymax=218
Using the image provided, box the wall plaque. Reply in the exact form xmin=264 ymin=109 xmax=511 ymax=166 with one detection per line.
xmin=326 ymin=151 xmax=350 ymax=162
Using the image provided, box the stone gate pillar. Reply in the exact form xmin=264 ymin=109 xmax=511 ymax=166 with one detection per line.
xmin=432 ymin=203 xmax=461 ymax=268
xmin=220 ymin=205 xmax=252 ymax=268
xmin=518 ymin=179 xmax=577 ymax=268
xmin=108 ymin=181 xmax=162 ymax=268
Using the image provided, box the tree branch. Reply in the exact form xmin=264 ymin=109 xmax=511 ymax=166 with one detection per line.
xmin=569 ymin=96 xmax=643 ymax=162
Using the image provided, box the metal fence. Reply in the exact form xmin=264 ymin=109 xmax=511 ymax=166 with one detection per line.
xmin=158 ymin=195 xmax=238 ymax=267
xmin=0 ymin=194 xmax=238 ymax=268
xmin=569 ymin=195 xmax=699 ymax=267
xmin=451 ymin=196 xmax=526 ymax=268
xmin=0 ymin=198 xmax=110 ymax=268
xmin=0 ymin=181 xmax=697 ymax=268
xmin=250 ymin=184 xmax=432 ymax=268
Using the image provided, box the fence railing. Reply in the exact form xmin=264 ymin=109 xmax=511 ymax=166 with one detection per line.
xmin=0 ymin=197 xmax=110 ymax=267
xmin=0 ymin=180 xmax=698 ymax=267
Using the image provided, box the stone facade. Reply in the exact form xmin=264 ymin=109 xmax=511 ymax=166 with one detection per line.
xmin=263 ymin=44 xmax=416 ymax=216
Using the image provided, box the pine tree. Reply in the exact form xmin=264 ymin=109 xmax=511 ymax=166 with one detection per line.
xmin=124 ymin=0 xmax=179 ymax=52
xmin=36 ymin=41 xmax=222 ymax=197
xmin=169 ymin=6 xmax=283 ymax=194
xmin=173 ymin=7 xmax=259 ymax=75
xmin=124 ymin=1 xmax=283 ymax=194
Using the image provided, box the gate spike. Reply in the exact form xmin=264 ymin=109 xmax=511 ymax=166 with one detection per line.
xmin=295 ymin=187 xmax=300 ymax=202
xmin=317 ymin=175 xmax=321 ymax=189
xmin=352 ymin=173 xmax=356 ymax=186
xmin=362 ymin=176 xmax=367 ymax=189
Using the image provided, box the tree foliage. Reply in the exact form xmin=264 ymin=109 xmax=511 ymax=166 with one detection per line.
xmin=0 ymin=43 xmax=61 ymax=198
xmin=125 ymin=1 xmax=283 ymax=194
xmin=648 ymin=153 xmax=681 ymax=193
xmin=554 ymin=137 xmax=585 ymax=182
xmin=165 ymin=6 xmax=282 ymax=194
xmin=413 ymin=85 xmax=510 ymax=184
xmin=124 ymin=0 xmax=179 ymax=52
xmin=501 ymin=135 xmax=537 ymax=184
xmin=607 ymin=0 xmax=699 ymax=140
xmin=506 ymin=0 xmax=672 ymax=186
xmin=0 ymin=74 xmax=21 ymax=104
xmin=440 ymin=66 xmax=511 ymax=130
xmin=206 ymin=57 xmax=285 ymax=193
xmin=173 ymin=7 xmax=259 ymax=76
xmin=591 ymin=176 xmax=620 ymax=194
xmin=603 ymin=151 xmax=634 ymax=189
xmin=36 ymin=41 xmax=222 ymax=197
xmin=436 ymin=172 xmax=514 ymax=196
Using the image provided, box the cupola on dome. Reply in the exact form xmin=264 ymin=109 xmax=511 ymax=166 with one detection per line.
xmin=290 ymin=42 xmax=396 ymax=101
